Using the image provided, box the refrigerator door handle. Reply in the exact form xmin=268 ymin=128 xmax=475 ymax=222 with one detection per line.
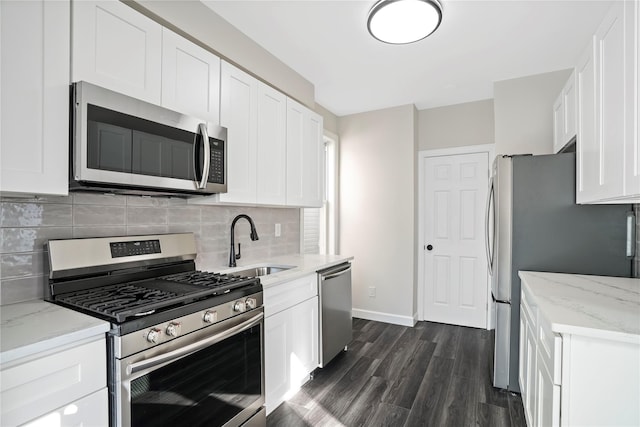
xmin=485 ymin=176 xmax=495 ymax=276
xmin=492 ymin=293 xmax=510 ymax=305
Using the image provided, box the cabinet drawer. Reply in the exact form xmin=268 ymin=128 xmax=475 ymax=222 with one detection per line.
xmin=1 ymin=338 xmax=106 ymax=426
xmin=264 ymin=274 xmax=317 ymax=318
xmin=21 ymin=388 xmax=108 ymax=427
xmin=537 ymin=313 xmax=562 ymax=385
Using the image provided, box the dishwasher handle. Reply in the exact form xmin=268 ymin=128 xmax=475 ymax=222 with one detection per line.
xmin=320 ymin=263 xmax=351 ymax=280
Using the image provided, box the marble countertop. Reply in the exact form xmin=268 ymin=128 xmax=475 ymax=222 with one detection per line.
xmin=518 ymin=271 xmax=640 ymax=344
xmin=219 ymin=253 xmax=354 ymax=288
xmin=0 ymin=300 xmax=110 ymax=366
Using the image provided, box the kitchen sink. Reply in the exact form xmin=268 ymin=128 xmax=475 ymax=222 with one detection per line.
xmin=232 ymin=265 xmax=295 ymax=277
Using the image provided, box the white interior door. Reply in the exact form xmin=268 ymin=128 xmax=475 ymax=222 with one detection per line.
xmin=422 ymin=152 xmax=489 ymax=328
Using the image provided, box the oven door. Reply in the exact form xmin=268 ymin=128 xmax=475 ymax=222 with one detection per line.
xmin=115 ymin=309 xmax=264 ymax=427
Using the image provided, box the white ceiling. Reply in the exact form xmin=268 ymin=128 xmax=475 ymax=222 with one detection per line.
xmin=203 ymin=0 xmax=613 ymax=116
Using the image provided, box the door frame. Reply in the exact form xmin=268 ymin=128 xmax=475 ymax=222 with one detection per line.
xmin=417 ymin=143 xmax=495 ymax=329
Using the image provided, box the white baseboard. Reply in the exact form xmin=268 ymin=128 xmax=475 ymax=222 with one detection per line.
xmin=353 ymin=308 xmax=416 ymax=327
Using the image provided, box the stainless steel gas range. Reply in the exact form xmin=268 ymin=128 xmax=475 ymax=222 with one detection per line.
xmin=44 ymin=233 xmax=265 ymax=427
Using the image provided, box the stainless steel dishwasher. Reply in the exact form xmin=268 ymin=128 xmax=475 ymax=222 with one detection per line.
xmin=318 ymin=262 xmax=352 ymax=367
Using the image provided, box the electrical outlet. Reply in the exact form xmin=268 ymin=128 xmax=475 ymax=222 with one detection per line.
xmin=275 ymin=223 xmax=281 ymax=237
xmin=368 ymin=287 xmax=376 ymax=297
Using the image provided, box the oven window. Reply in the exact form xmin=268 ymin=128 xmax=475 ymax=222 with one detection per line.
xmin=130 ymin=325 xmax=262 ymax=426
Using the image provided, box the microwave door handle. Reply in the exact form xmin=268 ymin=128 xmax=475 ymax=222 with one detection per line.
xmin=196 ymin=123 xmax=210 ymax=189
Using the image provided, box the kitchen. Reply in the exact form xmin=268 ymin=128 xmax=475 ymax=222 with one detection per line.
xmin=1 ymin=0 xmax=639 ymax=426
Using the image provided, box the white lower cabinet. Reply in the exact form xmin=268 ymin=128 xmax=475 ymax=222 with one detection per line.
xmin=264 ymin=274 xmax=319 ymax=414
xmin=520 ymin=290 xmax=640 ymax=427
xmin=21 ymin=388 xmax=108 ymax=427
xmin=0 ymin=337 xmax=107 ymax=427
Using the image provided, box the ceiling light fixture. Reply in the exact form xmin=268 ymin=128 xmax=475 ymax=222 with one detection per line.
xmin=367 ymin=0 xmax=443 ymax=44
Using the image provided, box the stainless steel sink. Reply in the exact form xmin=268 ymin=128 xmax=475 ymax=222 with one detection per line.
xmin=232 ymin=265 xmax=294 ymax=277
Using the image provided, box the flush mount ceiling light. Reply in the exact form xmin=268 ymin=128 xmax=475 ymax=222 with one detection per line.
xmin=367 ymin=0 xmax=443 ymax=44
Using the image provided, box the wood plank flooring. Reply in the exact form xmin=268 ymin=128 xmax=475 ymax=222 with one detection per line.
xmin=267 ymin=318 xmax=527 ymax=427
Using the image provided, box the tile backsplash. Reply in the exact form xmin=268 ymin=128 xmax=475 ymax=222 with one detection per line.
xmin=0 ymin=193 xmax=300 ymax=305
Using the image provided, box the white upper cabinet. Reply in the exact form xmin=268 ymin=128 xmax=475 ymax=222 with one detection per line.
xmin=216 ymin=61 xmax=259 ymax=204
xmin=0 ymin=0 xmax=70 ymax=197
xmin=72 ymin=0 xmax=162 ymax=104
xmin=552 ymin=70 xmax=577 ymax=153
xmin=286 ymin=98 xmax=324 ymax=208
xmin=256 ymin=83 xmax=287 ymax=205
xmin=577 ymin=1 xmax=640 ymax=203
xmin=161 ymin=28 xmax=220 ymax=124
xmin=625 ymin=0 xmax=640 ymax=199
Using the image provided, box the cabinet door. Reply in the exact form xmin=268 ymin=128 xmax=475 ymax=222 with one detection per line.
xmin=624 ymin=0 xmax=640 ymax=199
xmin=535 ymin=353 xmax=561 ymax=427
xmin=72 ymin=0 xmax=162 ymax=104
xmin=595 ymin=2 xmax=626 ymax=200
xmin=576 ymin=38 xmax=598 ymax=203
xmin=552 ymin=94 xmax=564 ymax=153
xmin=21 ymin=388 xmax=108 ymax=427
xmin=289 ymin=296 xmax=319 ymax=386
xmin=563 ymin=70 xmax=577 ymax=144
xmin=286 ymin=98 xmax=324 ymax=207
xmin=518 ymin=311 xmax=528 ymax=395
xmin=524 ymin=323 xmax=537 ymax=427
xmin=265 ymin=309 xmax=290 ymax=414
xmin=218 ymin=61 xmax=258 ymax=204
xmin=256 ymin=83 xmax=287 ymax=205
xmin=161 ymin=28 xmax=221 ymax=124
xmin=0 ymin=0 xmax=69 ymax=196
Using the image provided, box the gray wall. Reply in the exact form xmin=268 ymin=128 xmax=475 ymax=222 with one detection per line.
xmin=418 ymin=99 xmax=495 ymax=151
xmin=494 ymin=69 xmax=572 ymax=155
xmin=0 ymin=194 xmax=299 ymax=305
xmin=128 ymin=0 xmax=315 ymax=108
xmin=338 ymin=104 xmax=416 ymax=323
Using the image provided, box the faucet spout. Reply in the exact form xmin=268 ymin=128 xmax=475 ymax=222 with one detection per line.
xmin=229 ymin=214 xmax=259 ymax=267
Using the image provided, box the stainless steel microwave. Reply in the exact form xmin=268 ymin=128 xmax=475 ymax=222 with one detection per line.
xmin=70 ymin=81 xmax=227 ymax=196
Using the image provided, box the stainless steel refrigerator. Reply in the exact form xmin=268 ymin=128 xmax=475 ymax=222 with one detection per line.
xmin=487 ymin=153 xmax=633 ymax=392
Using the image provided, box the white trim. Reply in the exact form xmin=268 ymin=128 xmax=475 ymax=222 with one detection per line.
xmin=353 ymin=308 xmax=416 ymax=327
xmin=417 ymin=143 xmax=495 ymax=330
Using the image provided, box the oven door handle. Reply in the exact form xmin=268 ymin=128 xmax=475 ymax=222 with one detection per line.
xmin=127 ymin=312 xmax=263 ymax=376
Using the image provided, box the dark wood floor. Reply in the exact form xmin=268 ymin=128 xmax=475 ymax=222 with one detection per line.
xmin=267 ymin=318 xmax=526 ymax=427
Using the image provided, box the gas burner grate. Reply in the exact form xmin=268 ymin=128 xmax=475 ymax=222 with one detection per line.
xmin=162 ymin=271 xmax=250 ymax=294
xmin=57 ymin=283 xmax=182 ymax=322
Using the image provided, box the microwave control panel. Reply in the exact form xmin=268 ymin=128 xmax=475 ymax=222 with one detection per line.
xmin=209 ymin=139 xmax=225 ymax=184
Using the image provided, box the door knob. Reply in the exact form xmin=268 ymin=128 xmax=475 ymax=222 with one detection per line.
xmin=426 ymin=244 xmax=433 ymax=251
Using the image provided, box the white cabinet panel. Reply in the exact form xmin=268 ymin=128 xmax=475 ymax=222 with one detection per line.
xmin=265 ymin=308 xmax=289 ymax=413
xmin=72 ymin=0 xmax=162 ymax=104
xmin=161 ymin=28 xmax=220 ymax=124
xmin=552 ymin=94 xmax=564 ymax=154
xmin=218 ymin=61 xmax=258 ymax=204
xmin=264 ymin=273 xmax=319 ymax=414
xmin=552 ymin=70 xmax=577 ymax=154
xmin=535 ymin=356 xmax=560 ymax=427
xmin=577 ymin=1 xmax=640 ymax=203
xmin=256 ymin=83 xmax=287 ymax=205
xmin=286 ymin=98 xmax=324 ymax=208
xmin=0 ymin=0 xmax=69 ymax=197
xmin=22 ymin=388 xmax=108 ymax=427
xmin=0 ymin=338 xmax=106 ymax=427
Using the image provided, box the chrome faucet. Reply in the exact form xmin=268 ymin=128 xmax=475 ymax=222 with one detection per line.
xmin=229 ymin=214 xmax=259 ymax=267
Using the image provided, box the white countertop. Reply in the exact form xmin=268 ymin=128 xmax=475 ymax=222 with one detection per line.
xmin=518 ymin=271 xmax=640 ymax=344
xmin=0 ymin=300 xmax=110 ymax=366
xmin=220 ymin=253 xmax=354 ymax=288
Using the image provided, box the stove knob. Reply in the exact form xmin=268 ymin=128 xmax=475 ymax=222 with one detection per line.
xmin=203 ymin=310 xmax=218 ymax=323
xmin=245 ymin=297 xmax=257 ymax=310
xmin=233 ymin=300 xmax=246 ymax=313
xmin=146 ymin=328 xmax=161 ymax=344
xmin=166 ymin=322 xmax=180 ymax=337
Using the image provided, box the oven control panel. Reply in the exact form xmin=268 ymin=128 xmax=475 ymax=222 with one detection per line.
xmin=114 ymin=291 xmax=264 ymax=358
xmin=110 ymin=239 xmax=161 ymax=258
